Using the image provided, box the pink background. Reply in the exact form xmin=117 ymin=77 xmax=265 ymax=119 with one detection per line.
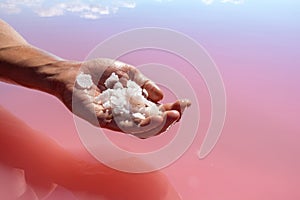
xmin=1 ymin=1 xmax=300 ymax=199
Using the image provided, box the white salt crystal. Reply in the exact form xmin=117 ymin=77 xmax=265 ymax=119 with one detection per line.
xmin=95 ymin=91 xmax=109 ymax=103
xmin=104 ymin=72 xmax=119 ymax=89
xmin=127 ymin=80 xmax=140 ymax=89
xmin=102 ymin=101 xmax=111 ymax=109
xmin=76 ymin=72 xmax=190 ymax=137
xmin=76 ymin=73 xmax=93 ymax=89
xmin=142 ymin=88 xmax=148 ymax=97
xmin=95 ymin=73 xmax=163 ymax=131
xmin=119 ymin=120 xmax=133 ymax=127
xmin=113 ymin=82 xmax=123 ymax=89
xmin=132 ymin=113 xmax=146 ymax=120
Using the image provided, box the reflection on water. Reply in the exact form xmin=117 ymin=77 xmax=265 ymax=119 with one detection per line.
xmin=1 ymin=0 xmax=300 ymax=199
xmin=0 ymin=106 xmax=181 ymax=199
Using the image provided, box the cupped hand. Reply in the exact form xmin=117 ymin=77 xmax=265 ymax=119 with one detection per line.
xmin=59 ymin=58 xmax=190 ymax=138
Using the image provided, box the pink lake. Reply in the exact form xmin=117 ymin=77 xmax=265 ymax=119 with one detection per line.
xmin=0 ymin=1 xmax=300 ymax=199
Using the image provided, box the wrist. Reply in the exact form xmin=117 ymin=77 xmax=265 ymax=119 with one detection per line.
xmin=42 ymin=60 xmax=82 ymax=100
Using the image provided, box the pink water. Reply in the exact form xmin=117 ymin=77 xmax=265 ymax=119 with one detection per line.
xmin=0 ymin=1 xmax=300 ymax=199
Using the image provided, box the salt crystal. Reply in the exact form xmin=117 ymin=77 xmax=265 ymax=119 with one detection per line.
xmin=96 ymin=73 xmax=163 ymax=128
xmin=142 ymin=88 xmax=148 ymax=97
xmin=104 ymin=72 xmax=119 ymax=89
xmin=76 ymin=73 xmax=93 ymax=89
xmin=119 ymin=120 xmax=133 ymax=127
xmin=102 ymin=101 xmax=111 ymax=109
xmin=132 ymin=113 xmax=146 ymax=120
xmin=113 ymin=82 xmax=123 ymax=89
xmin=77 ymin=72 xmax=163 ymax=135
xmin=127 ymin=80 xmax=140 ymax=89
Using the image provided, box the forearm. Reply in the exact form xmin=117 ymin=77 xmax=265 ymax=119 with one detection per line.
xmin=1 ymin=45 xmax=63 ymax=96
xmin=0 ymin=45 xmax=83 ymax=99
xmin=0 ymin=19 xmax=80 ymax=98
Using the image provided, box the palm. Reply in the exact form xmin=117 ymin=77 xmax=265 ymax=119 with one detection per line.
xmin=61 ymin=58 xmax=190 ymax=138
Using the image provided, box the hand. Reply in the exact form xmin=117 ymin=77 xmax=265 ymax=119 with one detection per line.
xmin=58 ymin=58 xmax=191 ymax=138
xmin=0 ymin=19 xmax=190 ymax=138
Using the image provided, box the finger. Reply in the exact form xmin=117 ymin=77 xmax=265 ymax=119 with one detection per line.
xmin=160 ymin=99 xmax=191 ymax=121
xmin=130 ymin=68 xmax=163 ymax=102
xmin=94 ymin=107 xmax=123 ymax=131
xmin=99 ymin=118 xmax=123 ymax=132
xmin=135 ymin=110 xmax=180 ymax=139
xmin=138 ymin=116 xmax=163 ymax=133
xmin=106 ymin=115 xmax=164 ymax=137
xmin=143 ymin=80 xmax=163 ymax=102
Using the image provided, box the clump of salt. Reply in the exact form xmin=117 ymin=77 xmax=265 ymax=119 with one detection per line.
xmin=95 ymin=72 xmax=162 ymax=126
xmin=76 ymin=73 xmax=93 ymax=89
